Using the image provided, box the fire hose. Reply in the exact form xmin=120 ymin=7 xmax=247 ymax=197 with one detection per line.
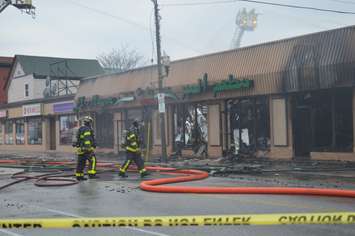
xmin=1 ymin=161 xmax=355 ymax=198
xmin=141 ymin=167 xmax=355 ymax=198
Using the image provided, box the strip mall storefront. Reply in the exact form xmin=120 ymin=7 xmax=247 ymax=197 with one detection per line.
xmin=75 ymin=26 xmax=355 ymax=161
xmin=0 ymin=97 xmax=77 ymax=153
xmin=75 ymin=71 xmax=355 ymax=161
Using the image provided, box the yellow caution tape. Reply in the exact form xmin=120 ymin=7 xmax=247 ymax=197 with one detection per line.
xmin=1 ymin=212 xmax=355 ymax=228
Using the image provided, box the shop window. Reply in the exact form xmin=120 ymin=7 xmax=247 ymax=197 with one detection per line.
xmin=173 ymin=104 xmax=208 ymax=156
xmin=313 ymin=90 xmax=353 ymax=152
xmin=28 ymin=118 xmax=42 ymax=145
xmin=96 ymin=112 xmax=114 ymax=148
xmin=5 ymin=120 xmax=13 ymax=145
xmin=227 ymin=97 xmax=270 ymax=155
xmin=15 ymin=119 xmax=25 ymax=145
xmin=126 ymin=109 xmax=143 ymax=129
xmin=334 ymin=90 xmax=353 ymax=151
xmin=256 ymin=97 xmax=271 ymax=149
xmin=126 ymin=109 xmax=147 ymax=147
xmin=293 ymin=89 xmax=353 ymax=154
xmin=59 ymin=115 xmax=77 ymax=145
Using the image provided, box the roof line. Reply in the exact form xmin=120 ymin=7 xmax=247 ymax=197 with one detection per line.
xmin=83 ymin=24 xmax=355 ymax=81
xmin=170 ymin=25 xmax=355 ymax=64
xmin=15 ymin=54 xmax=99 ymax=61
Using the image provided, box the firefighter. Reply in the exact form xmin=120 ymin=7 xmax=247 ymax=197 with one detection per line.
xmin=119 ymin=120 xmax=149 ymax=178
xmin=73 ymin=116 xmax=97 ymax=181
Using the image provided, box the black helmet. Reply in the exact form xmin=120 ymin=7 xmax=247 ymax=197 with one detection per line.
xmin=132 ymin=119 xmax=139 ymax=128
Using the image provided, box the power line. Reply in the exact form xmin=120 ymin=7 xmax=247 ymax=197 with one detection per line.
xmin=63 ymin=0 xmax=202 ymax=54
xmin=240 ymin=0 xmax=355 ymax=14
xmin=162 ymin=0 xmax=355 ymax=14
xmin=65 ymin=0 xmax=148 ymax=30
xmin=329 ymin=0 xmax=355 ymax=5
xmin=161 ymin=0 xmax=237 ymax=6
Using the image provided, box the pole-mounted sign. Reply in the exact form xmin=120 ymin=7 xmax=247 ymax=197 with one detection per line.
xmin=157 ymin=93 xmax=165 ymax=113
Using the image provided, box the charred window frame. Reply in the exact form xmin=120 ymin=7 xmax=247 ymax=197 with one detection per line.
xmin=311 ymin=89 xmax=353 ymax=152
xmin=226 ymin=96 xmax=270 ymax=155
xmin=95 ymin=112 xmax=114 ymax=148
xmin=173 ymin=103 xmax=208 ymax=153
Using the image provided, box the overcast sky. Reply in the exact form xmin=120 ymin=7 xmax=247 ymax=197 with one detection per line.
xmin=1 ymin=0 xmax=355 ymax=62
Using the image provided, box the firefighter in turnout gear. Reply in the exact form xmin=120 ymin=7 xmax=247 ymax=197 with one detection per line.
xmin=73 ymin=116 xmax=97 ymax=181
xmin=119 ymin=120 xmax=149 ymax=178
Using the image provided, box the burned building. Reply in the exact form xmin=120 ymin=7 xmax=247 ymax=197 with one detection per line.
xmin=13 ymin=25 xmax=351 ymax=161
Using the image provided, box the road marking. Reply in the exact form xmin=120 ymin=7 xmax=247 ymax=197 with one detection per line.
xmin=0 ymin=197 xmax=171 ymax=236
xmin=126 ymin=226 xmax=171 ymax=236
xmin=0 ymin=229 xmax=24 ymax=236
xmin=44 ymin=208 xmax=81 ymax=218
xmin=26 ymin=204 xmax=171 ymax=236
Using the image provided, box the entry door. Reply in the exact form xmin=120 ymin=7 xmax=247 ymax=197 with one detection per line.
xmin=293 ymin=106 xmax=312 ymax=158
xmin=49 ymin=117 xmax=56 ymax=150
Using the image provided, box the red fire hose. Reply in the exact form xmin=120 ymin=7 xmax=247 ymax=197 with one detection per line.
xmin=141 ymin=167 xmax=355 ymax=198
xmin=2 ymin=161 xmax=355 ymax=198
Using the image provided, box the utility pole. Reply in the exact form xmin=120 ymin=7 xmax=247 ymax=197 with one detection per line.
xmin=151 ymin=0 xmax=168 ymax=163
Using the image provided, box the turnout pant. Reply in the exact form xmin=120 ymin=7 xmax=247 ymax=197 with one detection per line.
xmin=120 ymin=151 xmax=146 ymax=174
xmin=75 ymin=152 xmax=97 ymax=177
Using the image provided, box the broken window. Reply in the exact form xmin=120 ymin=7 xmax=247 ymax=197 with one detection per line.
xmin=293 ymin=88 xmax=353 ymax=154
xmin=227 ymin=97 xmax=270 ymax=155
xmin=334 ymin=90 xmax=353 ymax=151
xmin=95 ymin=112 xmax=114 ymax=148
xmin=173 ymin=104 xmax=208 ymax=156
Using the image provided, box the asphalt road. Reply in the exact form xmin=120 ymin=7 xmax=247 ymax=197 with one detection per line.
xmin=1 ymin=171 xmax=355 ymax=236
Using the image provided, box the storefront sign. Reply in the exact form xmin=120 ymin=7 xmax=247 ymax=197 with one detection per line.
xmin=0 ymin=110 xmax=7 ymax=118
xmin=213 ymin=75 xmax=254 ymax=96
xmin=183 ymin=73 xmax=208 ymax=95
xmin=23 ymin=104 xmax=42 ymax=117
xmin=183 ymin=73 xmax=254 ymax=97
xmin=53 ymin=102 xmax=75 ymax=113
xmin=75 ymin=95 xmax=135 ymax=110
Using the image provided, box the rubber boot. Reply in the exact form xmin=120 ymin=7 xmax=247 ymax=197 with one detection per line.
xmin=76 ymin=176 xmax=87 ymax=181
xmin=89 ymin=174 xmax=99 ymax=179
xmin=140 ymin=171 xmax=150 ymax=178
xmin=119 ymin=171 xmax=128 ymax=178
